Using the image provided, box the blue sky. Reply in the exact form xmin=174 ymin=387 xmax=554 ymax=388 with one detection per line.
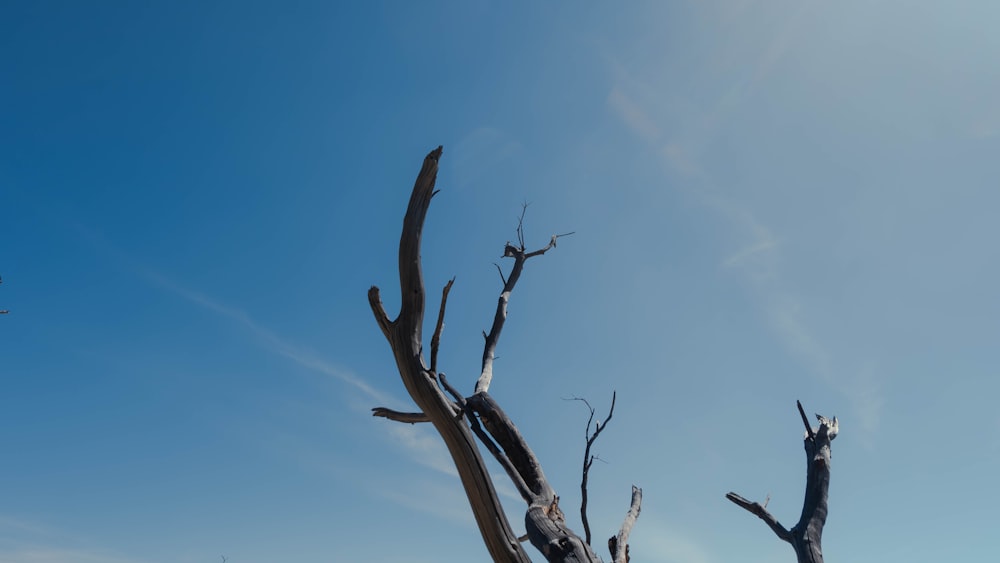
xmin=3 ymin=1 xmax=999 ymax=561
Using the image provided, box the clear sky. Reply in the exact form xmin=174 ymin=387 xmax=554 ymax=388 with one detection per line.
xmin=3 ymin=1 xmax=999 ymax=562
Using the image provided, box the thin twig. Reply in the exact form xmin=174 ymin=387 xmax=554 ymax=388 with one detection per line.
xmin=493 ymin=263 xmax=508 ymax=286
xmin=430 ymin=278 xmax=455 ymax=373
xmin=516 ymin=202 xmax=529 ymax=250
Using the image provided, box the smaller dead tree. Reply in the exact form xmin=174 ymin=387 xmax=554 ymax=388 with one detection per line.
xmin=727 ymin=401 xmax=839 ymax=563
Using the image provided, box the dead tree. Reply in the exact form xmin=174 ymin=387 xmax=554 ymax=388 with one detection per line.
xmin=369 ymin=147 xmax=640 ymax=562
xmin=727 ymin=401 xmax=839 ymax=563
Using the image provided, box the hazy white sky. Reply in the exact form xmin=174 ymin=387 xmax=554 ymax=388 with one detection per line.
xmin=3 ymin=1 xmax=999 ymax=561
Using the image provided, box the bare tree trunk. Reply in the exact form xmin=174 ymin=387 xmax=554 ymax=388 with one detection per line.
xmin=727 ymin=401 xmax=839 ymax=563
xmin=369 ymin=147 xmax=630 ymax=562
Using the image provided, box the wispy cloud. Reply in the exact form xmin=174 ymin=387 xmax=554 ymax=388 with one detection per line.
xmin=372 ymin=466 xmax=524 ymax=531
xmin=145 ymin=271 xmax=527 ymax=516
xmin=661 ymin=143 xmax=700 ymax=177
xmin=717 ymin=201 xmax=883 ymax=441
xmin=722 ymin=238 xmax=779 ymax=270
xmin=143 ymin=270 xmax=398 ymax=409
xmin=635 ymin=524 xmax=715 ymax=563
xmin=606 ymin=42 xmax=883 ymax=442
xmin=382 ymin=423 xmax=525 ymax=503
xmin=450 ymin=126 xmax=523 ymax=190
xmin=386 ymin=424 xmax=459 ymax=478
xmin=0 ymin=516 xmax=147 ymax=563
xmin=376 ymin=480 xmax=477 ymax=528
xmin=607 ymin=86 xmax=661 ymax=142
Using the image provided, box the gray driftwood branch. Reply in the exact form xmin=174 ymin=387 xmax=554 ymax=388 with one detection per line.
xmin=727 ymin=400 xmax=839 ymax=563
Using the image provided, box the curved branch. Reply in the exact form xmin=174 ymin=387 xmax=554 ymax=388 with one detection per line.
xmin=367 ymin=286 xmax=392 ymax=340
xmin=395 ymin=146 xmax=441 ymax=340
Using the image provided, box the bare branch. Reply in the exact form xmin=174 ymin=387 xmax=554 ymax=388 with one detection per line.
xmin=493 ymin=263 xmax=508 ymax=286
xmin=797 ymin=399 xmax=815 ymax=440
xmin=439 ymin=375 xmax=534 ymax=503
xmin=430 ymin=278 xmax=455 ymax=373
xmin=436 ymin=372 xmax=466 ymax=409
xmin=516 ymin=202 xmax=529 ymax=250
xmin=467 ymin=392 xmax=555 ymax=501
xmin=609 ymin=485 xmax=642 ymax=563
xmin=573 ymin=392 xmax=617 ymax=545
xmin=371 ymin=407 xmax=431 ymax=423
xmin=525 ymin=232 xmax=575 ymax=259
xmin=367 ymin=286 xmax=392 ymax=340
xmin=475 ymin=224 xmax=570 ymax=395
xmin=725 ymin=492 xmax=792 ymax=543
